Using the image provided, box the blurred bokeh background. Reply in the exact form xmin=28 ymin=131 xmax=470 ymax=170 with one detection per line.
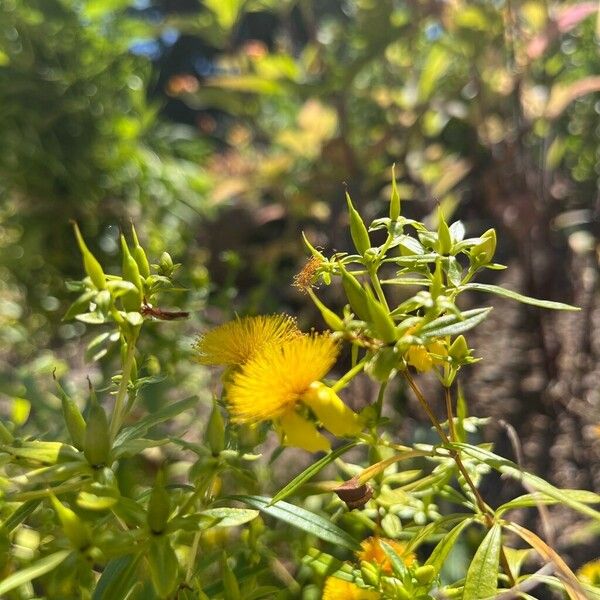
xmin=1 ymin=0 xmax=600 ymax=568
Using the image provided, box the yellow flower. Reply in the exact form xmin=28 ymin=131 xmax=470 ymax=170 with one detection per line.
xmin=194 ymin=314 xmax=299 ymax=366
xmin=322 ymin=577 xmax=379 ymax=600
xmin=357 ymin=537 xmax=415 ymax=574
xmin=227 ymin=333 xmax=362 ymax=452
xmin=407 ymin=340 xmax=447 ymax=372
xmin=578 ymin=559 xmax=600 ymax=585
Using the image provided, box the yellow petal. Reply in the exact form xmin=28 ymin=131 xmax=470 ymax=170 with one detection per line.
xmin=302 ymin=383 xmax=363 ymax=437
xmin=278 ymin=410 xmax=330 ymax=453
xmin=407 ymin=345 xmax=433 ymax=372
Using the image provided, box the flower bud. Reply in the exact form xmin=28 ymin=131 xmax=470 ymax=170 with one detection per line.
xmin=449 ymin=335 xmax=469 ymax=362
xmin=58 ymin=385 xmax=86 ymax=450
xmin=302 ymin=382 xmax=362 ymax=437
xmin=346 ymin=192 xmax=371 ymax=256
xmin=220 ymin=552 xmax=241 ymax=600
xmin=414 ymin=564 xmax=436 ymax=585
xmin=471 ymin=228 xmax=496 ymax=265
xmin=120 ymin=235 xmax=143 ymax=312
xmin=436 ymin=207 xmax=453 ymax=255
xmin=390 ymin=164 xmax=401 ymax=221
xmin=341 ymin=269 xmax=371 ymax=322
xmin=83 ymin=392 xmax=111 ymax=468
xmin=130 ymin=224 xmax=151 ymax=279
xmin=205 ymin=400 xmax=225 ymax=455
xmin=50 ymin=494 xmax=91 ymax=551
xmin=307 ymin=289 xmax=344 ymax=331
xmin=360 ymin=561 xmax=380 ymax=587
xmin=147 ymin=469 xmax=171 ymax=535
xmin=72 ymin=222 xmax=106 ymax=290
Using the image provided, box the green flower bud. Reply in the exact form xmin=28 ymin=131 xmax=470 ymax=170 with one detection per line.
xmin=83 ymin=392 xmax=111 ymax=468
xmin=414 ymin=564 xmax=436 ymax=585
xmin=346 ymin=192 xmax=371 ymax=256
xmin=205 ymin=400 xmax=225 ymax=455
xmin=449 ymin=335 xmax=469 ymax=362
xmin=72 ymin=222 xmax=106 ymax=290
xmin=341 ymin=268 xmax=371 ymax=322
xmin=436 ymin=208 xmax=452 ymax=255
xmin=301 ymin=231 xmax=326 ymax=262
xmin=220 ymin=552 xmax=241 ymax=600
xmin=120 ymin=235 xmax=143 ymax=312
xmin=58 ymin=384 xmax=86 ymax=450
xmin=367 ymin=296 xmax=397 ymax=344
xmin=390 ymin=164 xmax=401 ymax=221
xmin=471 ymin=228 xmax=497 ymax=265
xmin=147 ymin=470 xmax=171 ymax=535
xmin=130 ymin=224 xmax=151 ymax=279
xmin=307 ymin=289 xmax=344 ymax=331
xmin=360 ymin=561 xmax=380 ymax=587
xmin=50 ymin=494 xmax=91 ymax=551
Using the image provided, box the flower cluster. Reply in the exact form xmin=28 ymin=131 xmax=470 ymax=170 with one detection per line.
xmin=195 ymin=315 xmax=363 ymax=452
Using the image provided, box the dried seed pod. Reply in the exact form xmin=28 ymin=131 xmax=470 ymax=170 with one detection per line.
xmin=334 ymin=478 xmax=374 ymax=510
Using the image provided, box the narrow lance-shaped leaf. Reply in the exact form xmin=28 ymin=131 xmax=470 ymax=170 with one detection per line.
xmin=461 ymin=283 xmax=580 ymax=311
xmin=462 ymin=523 xmax=501 ymax=600
xmin=228 ymin=495 xmax=359 ymax=550
xmin=271 ymin=442 xmax=357 ymax=504
xmin=0 ymin=550 xmax=71 ymax=596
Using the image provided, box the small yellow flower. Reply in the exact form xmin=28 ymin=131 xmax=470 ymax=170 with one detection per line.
xmin=322 ymin=577 xmax=379 ymax=600
xmin=194 ymin=314 xmax=299 ymax=366
xmin=407 ymin=340 xmax=447 ymax=372
xmin=578 ymin=558 xmax=600 ymax=586
xmin=227 ymin=333 xmax=362 ymax=452
xmin=357 ymin=537 xmax=415 ymax=574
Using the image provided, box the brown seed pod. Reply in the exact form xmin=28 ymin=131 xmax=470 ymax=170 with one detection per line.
xmin=334 ymin=477 xmax=374 ymax=510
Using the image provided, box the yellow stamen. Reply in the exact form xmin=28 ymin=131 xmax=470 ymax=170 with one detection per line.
xmin=194 ymin=314 xmax=299 ymax=366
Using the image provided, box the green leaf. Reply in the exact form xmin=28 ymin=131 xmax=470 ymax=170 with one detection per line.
xmin=456 ymin=443 xmax=600 ymax=523
xmin=270 ymin=446 xmax=358 ymax=504
xmin=462 ymin=523 xmax=501 ymax=600
xmin=147 ymin=536 xmax=179 ymax=598
xmin=93 ymin=554 xmax=142 ymax=600
xmin=497 ymin=490 xmax=600 ymax=515
xmin=461 ymin=283 xmax=580 ymax=311
xmin=0 ymin=550 xmax=71 ymax=595
xmin=114 ymin=396 xmax=197 ymax=446
xmin=2 ymin=500 xmax=40 ymax=533
xmin=379 ymin=540 xmax=409 ymax=578
xmin=425 ymin=518 xmax=473 ymax=571
xmin=199 ymin=508 xmax=259 ymax=528
xmin=228 ymin=495 xmax=359 ymax=550
xmin=420 ymin=308 xmax=492 ymax=339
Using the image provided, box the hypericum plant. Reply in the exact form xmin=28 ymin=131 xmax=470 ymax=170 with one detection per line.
xmin=0 ymin=179 xmax=599 ymax=600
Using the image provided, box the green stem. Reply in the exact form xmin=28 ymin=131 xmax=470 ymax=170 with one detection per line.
xmin=369 ymin=267 xmax=390 ymax=311
xmin=403 ymin=371 xmax=516 ymax=586
xmin=109 ymin=333 xmax=137 ymax=440
xmin=374 ymin=381 xmax=388 ymax=421
xmin=332 ymin=358 xmax=367 ymax=392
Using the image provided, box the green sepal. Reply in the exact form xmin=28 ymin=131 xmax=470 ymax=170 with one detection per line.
xmin=205 ymin=400 xmax=226 ymax=455
xmin=436 ymin=207 xmax=452 ymax=255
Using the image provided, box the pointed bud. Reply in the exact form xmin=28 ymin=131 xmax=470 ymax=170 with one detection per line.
xmin=147 ymin=469 xmax=171 ymax=535
xmin=72 ymin=222 xmax=106 ymax=290
xmin=120 ymin=235 xmax=143 ymax=312
xmin=346 ymin=192 xmax=371 ymax=256
xmin=57 ymin=382 xmax=86 ymax=450
xmin=50 ymin=495 xmax=91 ymax=551
xmin=340 ymin=268 xmax=371 ymax=322
xmin=83 ymin=391 xmax=111 ymax=468
xmin=436 ymin=207 xmax=452 ymax=255
xmin=205 ymin=400 xmax=225 ymax=455
xmin=307 ymin=289 xmax=344 ymax=331
xmin=130 ymin=224 xmax=151 ymax=279
xmin=390 ymin=164 xmax=401 ymax=221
